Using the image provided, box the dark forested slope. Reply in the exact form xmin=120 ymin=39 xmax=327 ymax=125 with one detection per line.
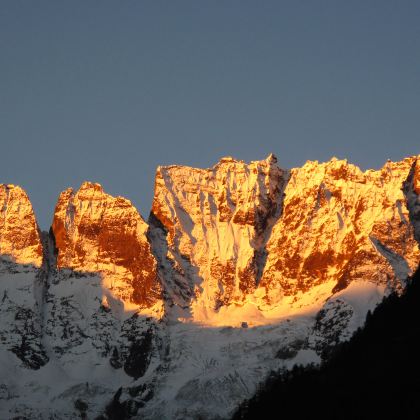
xmin=234 ymin=266 xmax=420 ymax=420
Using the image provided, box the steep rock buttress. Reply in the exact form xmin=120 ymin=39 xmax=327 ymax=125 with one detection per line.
xmin=52 ymin=182 xmax=162 ymax=309
xmin=0 ymin=184 xmax=42 ymax=266
xmin=150 ymin=155 xmax=420 ymax=318
xmin=259 ymin=156 xmax=420 ymax=303
xmin=150 ymin=154 xmax=287 ymax=314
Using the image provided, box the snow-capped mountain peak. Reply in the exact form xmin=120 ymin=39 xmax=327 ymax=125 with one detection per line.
xmin=1 ymin=154 xmax=419 ymax=419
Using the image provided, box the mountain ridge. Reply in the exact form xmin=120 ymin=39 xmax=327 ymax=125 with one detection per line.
xmin=1 ymin=153 xmax=419 ymax=419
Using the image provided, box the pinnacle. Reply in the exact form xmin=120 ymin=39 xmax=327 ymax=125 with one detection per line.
xmin=266 ymin=153 xmax=278 ymax=164
xmin=78 ymin=181 xmax=104 ymax=192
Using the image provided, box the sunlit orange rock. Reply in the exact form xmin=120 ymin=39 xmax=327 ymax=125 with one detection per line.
xmin=260 ymin=156 xmax=420 ymax=304
xmin=414 ymin=157 xmax=420 ymax=195
xmin=0 ymin=184 xmax=43 ymax=266
xmin=52 ymin=182 xmax=161 ymax=308
xmin=150 ymin=155 xmax=420 ymax=318
xmin=3 ymin=155 xmax=419 ymax=322
xmin=150 ymin=154 xmax=288 ymax=311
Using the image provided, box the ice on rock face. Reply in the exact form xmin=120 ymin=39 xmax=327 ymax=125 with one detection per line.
xmin=0 ymin=259 xmax=48 ymax=370
xmin=0 ymin=185 xmax=47 ymax=370
xmin=1 ymin=155 xmax=420 ymax=419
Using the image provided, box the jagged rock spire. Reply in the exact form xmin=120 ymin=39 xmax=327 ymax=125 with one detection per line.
xmin=51 ymin=181 xmax=161 ymax=308
xmin=0 ymin=184 xmax=42 ymax=266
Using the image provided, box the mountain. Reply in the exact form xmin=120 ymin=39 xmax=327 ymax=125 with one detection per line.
xmin=0 ymin=154 xmax=419 ymax=419
xmin=0 ymin=184 xmax=43 ymax=266
xmin=150 ymin=154 xmax=287 ymax=319
xmin=52 ymin=181 xmax=162 ymax=309
xmin=233 ymin=264 xmax=420 ymax=420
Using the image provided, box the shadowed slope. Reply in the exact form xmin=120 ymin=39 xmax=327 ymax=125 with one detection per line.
xmin=233 ymin=265 xmax=420 ymax=420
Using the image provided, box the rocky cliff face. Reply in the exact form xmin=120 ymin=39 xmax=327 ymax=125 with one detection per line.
xmin=414 ymin=158 xmax=420 ymax=194
xmin=52 ymin=182 xmax=161 ymax=309
xmin=0 ymin=184 xmax=42 ymax=266
xmin=0 ymin=185 xmax=47 ymax=375
xmin=150 ymin=154 xmax=287 ymax=314
xmin=260 ymin=157 xmax=420 ymax=305
xmin=1 ymin=183 xmax=164 ymax=418
xmin=150 ymin=155 xmax=420 ymax=320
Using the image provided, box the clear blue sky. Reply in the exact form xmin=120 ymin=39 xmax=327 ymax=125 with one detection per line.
xmin=1 ymin=1 xmax=419 ymax=228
